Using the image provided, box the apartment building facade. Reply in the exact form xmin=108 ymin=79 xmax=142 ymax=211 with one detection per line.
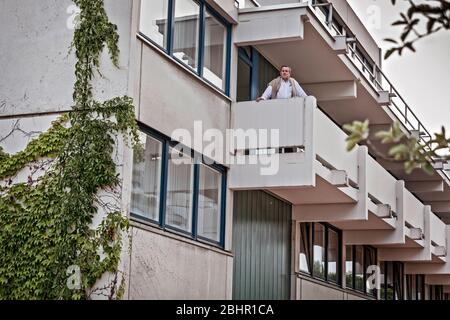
xmin=2 ymin=0 xmax=450 ymax=300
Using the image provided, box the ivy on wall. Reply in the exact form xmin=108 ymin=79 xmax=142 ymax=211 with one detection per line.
xmin=0 ymin=0 xmax=138 ymax=299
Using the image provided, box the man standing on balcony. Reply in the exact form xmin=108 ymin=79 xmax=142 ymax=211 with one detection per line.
xmin=256 ymin=65 xmax=307 ymax=101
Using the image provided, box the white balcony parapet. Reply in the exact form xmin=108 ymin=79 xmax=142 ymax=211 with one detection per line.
xmin=366 ymin=156 xmax=397 ymax=215
xmin=236 ymin=3 xmax=308 ymax=45
xmin=431 ymin=213 xmax=446 ymax=248
xmin=404 ymin=189 xmax=425 ymax=233
xmin=229 ymin=97 xmax=315 ymax=189
xmin=405 ymin=226 xmax=450 ymax=275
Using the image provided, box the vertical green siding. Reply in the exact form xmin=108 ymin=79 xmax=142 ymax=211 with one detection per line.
xmin=232 ymin=190 xmax=292 ymax=300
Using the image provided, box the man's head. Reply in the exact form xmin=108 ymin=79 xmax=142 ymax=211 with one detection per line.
xmin=280 ymin=65 xmax=291 ymax=81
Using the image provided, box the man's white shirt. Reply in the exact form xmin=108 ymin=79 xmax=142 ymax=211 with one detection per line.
xmin=261 ymin=78 xmax=307 ymax=100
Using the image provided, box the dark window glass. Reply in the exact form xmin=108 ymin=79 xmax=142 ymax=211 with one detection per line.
xmin=386 ymin=262 xmax=394 ymax=300
xmin=354 ymin=246 xmax=364 ymax=291
xmin=258 ymin=55 xmax=278 ymax=97
xmin=327 ymin=229 xmax=339 ymax=283
xmin=345 ymin=245 xmax=353 ymax=288
xmin=406 ymin=274 xmax=416 ymax=300
xmin=417 ymin=274 xmax=425 ymax=300
xmin=237 ymin=57 xmax=251 ymax=102
xmin=313 ymin=223 xmax=326 ymax=279
xmin=393 ymin=262 xmax=404 ymax=300
xmin=380 ymin=261 xmax=386 ymax=300
xmin=300 ymin=222 xmax=341 ymax=285
xmin=299 ymin=222 xmax=312 ymax=274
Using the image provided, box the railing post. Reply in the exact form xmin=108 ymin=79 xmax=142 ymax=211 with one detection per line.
xmin=327 ymin=4 xmax=333 ymax=28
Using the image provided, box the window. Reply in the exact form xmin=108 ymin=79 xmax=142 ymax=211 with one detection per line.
xmin=298 ymin=222 xmax=342 ymax=285
xmin=166 ymin=147 xmax=194 ymax=232
xmin=237 ymin=57 xmax=251 ymax=102
xmin=299 ymin=222 xmax=312 ymax=273
xmin=173 ymin=0 xmax=200 ymax=71
xmin=313 ymin=223 xmax=326 ymax=279
xmin=416 ymin=274 xmax=425 ymax=300
xmin=197 ymin=164 xmax=222 ymax=242
xmin=406 ymin=274 xmax=417 ymax=300
xmin=364 ymin=246 xmax=377 ymax=296
xmin=257 ymin=54 xmax=278 ymax=98
xmin=354 ymin=246 xmax=364 ymax=292
xmin=393 ymin=261 xmax=404 ymax=300
xmin=131 ymin=132 xmax=163 ymax=221
xmin=203 ymin=11 xmax=227 ymax=89
xmin=130 ymin=124 xmax=227 ymax=247
xmin=139 ymin=0 xmax=231 ymax=94
xmin=380 ymin=261 xmax=404 ymax=300
xmin=345 ymin=245 xmax=378 ymax=297
xmin=430 ymin=285 xmax=444 ymax=300
xmin=236 ymin=46 xmax=278 ymax=102
xmin=327 ymin=228 xmax=339 ymax=283
xmin=139 ymin=0 xmax=169 ymax=48
xmin=345 ymin=246 xmax=353 ymax=288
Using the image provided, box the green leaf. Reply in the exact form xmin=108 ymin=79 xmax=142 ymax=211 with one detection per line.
xmin=384 ymin=48 xmax=396 ymax=60
xmin=384 ymin=38 xmax=398 ymax=44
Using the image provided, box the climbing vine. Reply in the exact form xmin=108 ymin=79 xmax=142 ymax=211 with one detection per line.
xmin=0 ymin=0 xmax=138 ymax=299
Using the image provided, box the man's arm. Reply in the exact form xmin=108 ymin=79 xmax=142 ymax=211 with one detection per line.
xmin=294 ymin=80 xmax=307 ymax=97
xmin=256 ymin=85 xmax=272 ymax=102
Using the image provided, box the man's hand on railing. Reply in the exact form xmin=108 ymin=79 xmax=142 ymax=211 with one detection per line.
xmin=256 ymin=97 xmax=265 ymax=102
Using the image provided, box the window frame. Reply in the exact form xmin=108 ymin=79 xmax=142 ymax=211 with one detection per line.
xmin=130 ymin=122 xmax=227 ymax=248
xmin=138 ymin=0 xmax=232 ymax=95
xmin=299 ymin=222 xmax=342 ymax=286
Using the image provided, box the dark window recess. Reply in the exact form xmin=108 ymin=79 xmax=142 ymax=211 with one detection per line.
xmin=380 ymin=261 xmax=404 ymax=300
xmin=345 ymin=245 xmax=378 ymax=298
xmin=237 ymin=46 xmax=278 ymax=102
xmin=299 ymin=222 xmax=342 ymax=285
xmin=406 ymin=274 xmax=425 ymax=300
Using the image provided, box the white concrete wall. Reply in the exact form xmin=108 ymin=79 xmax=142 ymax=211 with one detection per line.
xmin=431 ymin=213 xmax=446 ymax=248
xmin=314 ymin=107 xmax=359 ymax=183
xmin=127 ymin=226 xmax=232 ymax=299
xmin=229 ymin=97 xmax=315 ymax=189
xmin=0 ymin=0 xmax=133 ymax=116
xmin=137 ymin=42 xmax=231 ymax=165
xmin=236 ymin=5 xmax=307 ymax=45
xmin=366 ymin=156 xmax=397 ymax=213
xmin=404 ymin=189 xmax=425 ymax=231
xmin=296 ymin=277 xmax=370 ymax=300
xmin=0 ymin=0 xmax=137 ymax=299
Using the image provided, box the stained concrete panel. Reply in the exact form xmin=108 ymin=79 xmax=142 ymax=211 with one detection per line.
xmin=128 ymin=227 xmax=232 ymax=299
xmin=0 ymin=0 xmax=133 ymax=116
xmin=138 ymin=44 xmax=231 ymax=163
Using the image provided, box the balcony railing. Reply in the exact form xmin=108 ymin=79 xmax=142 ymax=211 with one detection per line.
xmin=308 ymin=0 xmax=433 ymax=148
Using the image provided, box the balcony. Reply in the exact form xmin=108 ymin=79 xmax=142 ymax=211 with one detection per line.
xmin=229 ymin=97 xmax=447 ymax=262
xmin=235 ymin=0 xmax=450 ymax=223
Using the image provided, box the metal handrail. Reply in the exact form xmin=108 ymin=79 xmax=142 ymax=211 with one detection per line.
xmin=309 ymin=0 xmax=434 ymax=149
